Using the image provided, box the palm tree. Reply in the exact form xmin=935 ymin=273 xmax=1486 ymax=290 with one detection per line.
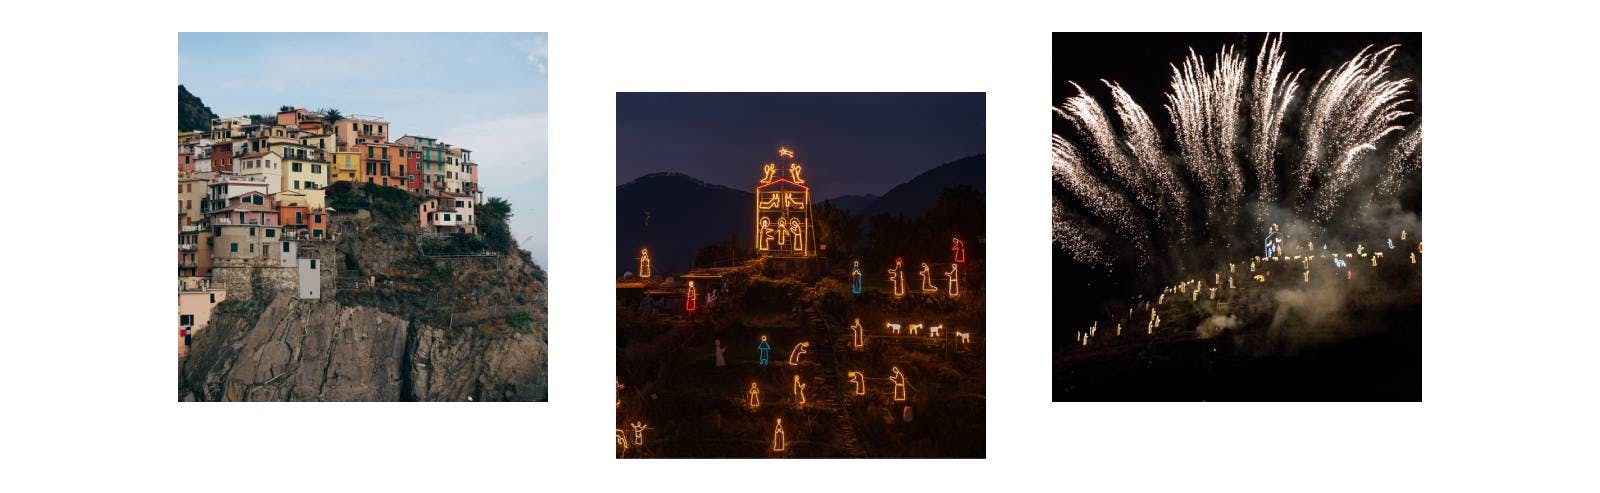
xmin=321 ymin=108 xmax=344 ymax=125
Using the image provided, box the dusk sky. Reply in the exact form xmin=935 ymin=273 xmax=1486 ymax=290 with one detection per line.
xmin=617 ymin=93 xmax=985 ymax=198
xmin=179 ymin=32 xmax=548 ymax=266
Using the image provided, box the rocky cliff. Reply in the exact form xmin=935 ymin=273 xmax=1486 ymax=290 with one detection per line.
xmin=180 ymin=185 xmax=548 ymax=401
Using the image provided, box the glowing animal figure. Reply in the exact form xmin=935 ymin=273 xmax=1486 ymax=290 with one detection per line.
xmin=848 ymin=371 xmax=866 ymax=395
xmin=951 ymin=236 xmax=966 ymax=263
xmin=919 ymin=263 xmax=938 ymax=293
xmin=956 ymin=331 xmax=971 ymax=344
xmin=886 ymin=322 xmax=901 ymax=335
xmin=792 ymin=374 xmax=807 ymax=408
xmin=772 ymin=419 xmax=786 ymax=452
xmin=929 ymin=325 xmax=942 ymax=338
xmin=889 ymin=367 xmax=908 ymax=401
xmin=945 ymin=263 xmax=960 ymax=298
xmin=630 ymin=422 xmax=649 ymax=446
xmin=850 ymin=318 xmax=864 ymax=350
xmin=888 ymin=258 xmax=906 ymax=297
xmin=1254 ymin=275 xmax=1266 ymax=283
xmin=758 ymin=336 xmax=771 ymax=366
xmin=908 ymin=324 xmax=922 ymax=336
xmin=850 ymin=260 xmax=862 ymax=295
xmin=1335 ymin=258 xmax=1347 ymax=268
xmin=748 ymin=382 xmax=761 ymax=409
xmin=638 ymin=249 xmax=652 ymax=278
xmin=685 ymin=281 xmax=697 ymax=313
xmin=788 ymin=342 xmax=810 ymax=366
xmin=760 ymin=162 xmax=777 ymax=183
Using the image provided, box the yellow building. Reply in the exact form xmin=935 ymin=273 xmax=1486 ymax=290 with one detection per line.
xmin=272 ymin=143 xmax=327 ymax=209
xmin=329 ymin=151 xmax=363 ymax=184
xmin=298 ymin=133 xmax=336 ymax=153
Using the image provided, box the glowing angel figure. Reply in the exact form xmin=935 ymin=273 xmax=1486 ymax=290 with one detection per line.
xmin=850 ymin=260 xmax=863 ymax=295
xmin=788 ymin=342 xmax=810 ymax=366
xmin=638 ymin=248 xmax=652 ymax=279
xmin=889 ymin=367 xmax=908 ymax=401
xmin=886 ymin=322 xmax=901 ymax=335
xmin=757 ymin=336 xmax=771 ymax=366
xmin=918 ymin=263 xmax=938 ymax=293
xmin=760 ymin=162 xmax=777 ymax=184
xmin=888 ymin=258 xmax=906 ymax=297
xmin=748 ymin=382 xmax=761 ymax=409
xmin=929 ymin=325 xmax=942 ymax=338
xmin=951 ymin=237 xmax=966 ymax=263
xmin=848 ymin=371 xmax=865 ymax=395
xmin=772 ymin=419 xmax=786 ymax=452
xmin=788 ymin=163 xmax=805 ymax=184
xmin=792 ymin=374 xmax=808 ymax=408
xmin=685 ymin=281 xmax=697 ymax=313
xmin=759 ymin=218 xmax=774 ymax=250
xmin=850 ymin=318 xmax=864 ymax=350
xmin=908 ymin=323 xmax=922 ymax=336
xmin=1208 ymin=287 xmax=1217 ymax=300
xmin=945 ymin=263 xmax=960 ymax=298
xmin=630 ymin=422 xmax=649 ymax=446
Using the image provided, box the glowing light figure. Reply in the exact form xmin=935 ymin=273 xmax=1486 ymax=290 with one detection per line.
xmin=1401 ymin=229 xmax=1408 ymax=241
xmin=848 ymin=371 xmax=865 ymax=395
xmin=951 ymin=237 xmax=967 ymax=263
xmin=1229 ymin=276 xmax=1235 ymax=289
xmin=1215 ymin=273 xmax=1221 ymax=285
xmin=1192 ymin=289 xmax=1200 ymax=302
xmin=630 ymin=422 xmax=649 ymax=446
xmin=638 ymin=249 xmax=652 ymax=279
xmin=788 ymin=342 xmax=810 ymax=366
xmin=760 ymin=162 xmax=777 ymax=183
xmin=685 ymin=281 xmax=697 ymax=314
xmin=1158 ymin=293 xmax=1165 ymax=305
xmin=792 ymin=374 xmax=807 ymax=408
xmin=889 ymin=367 xmax=908 ymax=401
xmin=887 ymin=322 xmax=901 ymax=335
xmin=789 ymin=220 xmax=804 ymax=252
xmin=1251 ymin=260 xmax=1257 ymax=272
xmin=616 ymin=429 xmax=629 ymax=454
xmin=1230 ymin=262 xmax=1236 ymax=273
xmin=888 ymin=258 xmax=906 ymax=297
xmin=758 ymin=218 xmax=774 ymax=250
xmin=1357 ymin=244 xmax=1366 ymax=256
xmin=772 ymin=419 xmax=786 ymax=452
xmin=1116 ymin=323 xmax=1122 ymax=336
xmin=778 ymin=146 xmax=795 ymax=159
xmin=929 ymin=325 xmax=942 ymax=338
xmin=945 ymin=263 xmax=960 ymax=298
xmin=850 ymin=260 xmax=862 ymax=295
xmin=748 ymin=382 xmax=761 ymax=409
xmin=616 ymin=379 xmax=623 ymax=408
xmin=789 ymin=163 xmax=805 ymax=184
xmin=1347 ymin=270 xmax=1353 ymax=281
xmin=1388 ymin=238 xmax=1395 ymax=250
xmin=1335 ymin=258 xmax=1347 ymax=268
xmin=956 ymin=331 xmax=971 ymax=344
xmin=1082 ymin=332 xmax=1088 ymax=346
xmin=1209 ymin=287 xmax=1217 ymax=300
xmin=757 ymin=336 xmax=771 ymax=366
xmin=850 ymin=318 xmax=864 ymax=350
xmin=1304 ymin=270 xmax=1310 ymax=283
xmin=1411 ymin=252 xmax=1417 ymax=264
xmin=715 ymin=339 xmax=726 ymax=367
xmin=1372 ymin=256 xmax=1379 ymax=267
xmin=1254 ymin=275 xmax=1266 ymax=283
xmin=908 ymin=323 xmax=922 ymax=336
xmin=918 ymin=262 xmax=938 ymax=293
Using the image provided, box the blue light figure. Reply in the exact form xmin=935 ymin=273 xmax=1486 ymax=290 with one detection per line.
xmin=1334 ymin=258 xmax=1347 ymax=268
xmin=1387 ymin=238 xmax=1395 ymax=250
xmin=850 ymin=260 xmax=863 ymax=295
xmin=758 ymin=336 xmax=772 ymax=366
xmin=1263 ymin=232 xmax=1278 ymax=258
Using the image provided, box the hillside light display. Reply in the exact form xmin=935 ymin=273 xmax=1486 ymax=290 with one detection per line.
xmin=850 ymin=318 xmax=864 ymax=350
xmin=919 ymin=262 xmax=939 ymax=293
xmin=748 ymin=382 xmax=761 ymax=409
xmin=850 ymin=260 xmax=863 ymax=295
xmin=945 ymin=263 xmax=960 ymax=298
xmin=888 ymin=258 xmax=907 ymax=297
xmin=788 ymin=342 xmax=810 ymax=366
xmin=849 ymin=371 xmax=866 ymax=395
xmin=755 ymin=147 xmax=815 ymax=258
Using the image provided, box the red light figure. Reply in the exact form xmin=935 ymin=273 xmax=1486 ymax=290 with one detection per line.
xmin=952 ymin=237 xmax=966 ymax=263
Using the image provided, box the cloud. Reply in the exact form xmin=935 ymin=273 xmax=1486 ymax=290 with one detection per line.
xmin=442 ymin=113 xmax=548 ymax=187
xmin=515 ymin=35 xmax=548 ymax=75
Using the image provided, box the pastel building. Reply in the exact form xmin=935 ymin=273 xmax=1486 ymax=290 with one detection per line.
xmin=233 ymin=152 xmax=283 ymax=194
xmin=273 ymin=143 xmax=327 ymax=209
xmin=335 ymin=116 xmax=389 ymax=150
xmin=418 ymin=193 xmax=476 ymax=234
xmin=178 ymin=282 xmax=226 ymax=358
xmin=329 ymin=150 xmax=363 ymax=184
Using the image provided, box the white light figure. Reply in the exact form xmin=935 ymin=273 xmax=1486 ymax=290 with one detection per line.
xmin=1388 ymin=238 xmax=1395 ymax=250
xmin=850 ymin=318 xmax=864 ymax=350
xmin=1411 ymin=252 xmax=1417 ymax=264
xmin=889 ymin=367 xmax=908 ymax=401
xmin=630 ymin=422 xmax=649 ymax=446
xmin=1215 ymin=273 xmax=1221 ymax=285
xmin=1304 ymin=270 xmax=1310 ymax=283
xmin=759 ymin=217 xmax=774 ymax=251
xmin=956 ymin=331 xmax=971 ymax=345
xmin=1158 ymin=293 xmax=1165 ymax=305
xmin=1251 ymin=260 xmax=1257 ymax=272
xmin=929 ymin=325 xmax=942 ymax=338
xmin=1401 ymin=229 xmax=1408 ymax=241
xmin=918 ymin=262 xmax=938 ymax=293
xmin=1371 ymin=256 xmax=1379 ymax=267
xmin=1082 ymin=332 xmax=1088 ymax=346
xmin=748 ymin=382 xmax=761 ymax=409
xmin=772 ymin=419 xmax=786 ymax=452
xmin=1209 ymin=287 xmax=1217 ymax=300
xmin=945 ymin=263 xmax=960 ymax=298
xmin=887 ymin=322 xmax=901 ymax=335
xmin=792 ymin=374 xmax=807 ymax=408
xmin=1089 ymin=321 xmax=1097 ymax=338
xmin=1335 ymin=258 xmax=1347 ymax=268
xmin=1357 ymin=244 xmax=1366 ymax=256
xmin=848 ymin=371 xmax=865 ymax=395
xmin=1229 ymin=276 xmax=1235 ymax=289
xmin=1230 ymin=262 xmax=1236 ymax=273
xmin=638 ymin=249 xmax=652 ymax=279
xmin=888 ymin=258 xmax=906 ymax=297
xmin=1075 ymin=331 xmax=1081 ymax=344
xmin=715 ymin=339 xmax=726 ymax=367
xmin=1116 ymin=323 xmax=1123 ymax=336
xmin=1192 ymin=289 xmax=1200 ymax=302
xmin=788 ymin=342 xmax=810 ymax=366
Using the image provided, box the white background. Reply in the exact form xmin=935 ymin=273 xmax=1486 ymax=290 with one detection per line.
xmin=4 ymin=1 xmax=1599 ymax=491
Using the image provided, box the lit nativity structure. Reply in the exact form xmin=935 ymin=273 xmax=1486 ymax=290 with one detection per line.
xmin=755 ymin=147 xmax=816 ymax=259
xmin=618 ymin=145 xmax=987 ymax=458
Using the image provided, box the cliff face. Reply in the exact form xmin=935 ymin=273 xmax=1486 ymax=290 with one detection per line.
xmin=180 ymin=185 xmax=548 ymax=401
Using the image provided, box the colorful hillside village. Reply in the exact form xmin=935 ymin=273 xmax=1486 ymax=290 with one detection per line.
xmin=177 ymin=107 xmax=485 ymax=357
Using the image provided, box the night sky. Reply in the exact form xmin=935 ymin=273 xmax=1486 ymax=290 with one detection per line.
xmin=1052 ymin=32 xmax=1421 ymax=130
xmin=617 ymin=93 xmax=985 ymax=198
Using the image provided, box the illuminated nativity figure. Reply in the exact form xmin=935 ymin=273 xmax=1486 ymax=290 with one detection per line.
xmin=889 ymin=367 xmax=908 ymax=401
xmin=888 ymin=258 xmax=907 ymax=297
xmin=685 ymin=280 xmax=697 ymax=313
xmin=754 ymin=146 xmax=815 ymax=258
xmin=951 ymin=236 xmax=966 ymax=263
xmin=945 ymin=263 xmax=960 ymax=298
xmin=850 ymin=260 xmax=863 ymax=295
xmin=748 ymin=382 xmax=761 ymax=409
xmin=638 ymin=248 xmax=652 ymax=278
xmin=758 ymin=335 xmax=772 ymax=366
xmin=919 ymin=262 xmax=938 ymax=293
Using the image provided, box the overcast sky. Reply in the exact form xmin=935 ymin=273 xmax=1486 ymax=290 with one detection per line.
xmin=180 ymin=32 xmax=548 ymax=267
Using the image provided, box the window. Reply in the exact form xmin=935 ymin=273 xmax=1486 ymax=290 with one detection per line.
xmin=230 ymin=243 xmax=238 ymax=253
xmin=312 ymin=164 xmax=321 ymax=174
xmin=310 ymin=259 xmax=317 ymax=269
xmin=180 ymin=314 xmax=194 ymax=326
xmin=209 ymin=293 xmax=216 ymax=304
xmin=266 ymin=229 xmax=276 ymax=238
xmin=314 ymin=214 xmax=322 ymax=224
xmin=249 ymin=227 xmax=256 ymax=236
xmin=250 ymin=243 xmax=255 ymax=253
xmin=295 ymin=212 xmax=303 ymax=224
xmin=283 ymin=242 xmax=290 ymax=252
xmin=294 ymin=180 xmax=301 ymax=189
xmin=292 ymin=162 xmax=302 ymax=172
